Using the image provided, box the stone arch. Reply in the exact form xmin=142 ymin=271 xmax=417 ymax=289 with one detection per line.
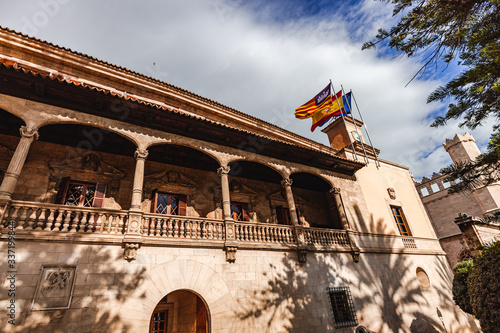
xmin=146 ymin=141 xmax=223 ymax=167
xmin=36 ymin=119 xmax=141 ymax=149
xmin=120 ymin=259 xmax=234 ymax=332
xmin=289 ymin=170 xmax=335 ymax=189
xmin=288 ymin=172 xmax=342 ymax=229
xmin=226 ymin=156 xmax=287 ymax=179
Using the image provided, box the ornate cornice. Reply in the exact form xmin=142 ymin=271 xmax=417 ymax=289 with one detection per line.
xmin=19 ymin=126 xmax=39 ymax=140
xmin=134 ymin=149 xmax=148 ymax=160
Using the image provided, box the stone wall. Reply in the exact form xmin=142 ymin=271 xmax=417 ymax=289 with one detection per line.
xmin=0 ymin=240 xmax=477 ymax=333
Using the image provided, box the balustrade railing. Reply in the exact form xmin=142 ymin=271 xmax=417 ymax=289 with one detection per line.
xmin=1 ymin=201 xmax=127 ymax=235
xmin=235 ymin=222 xmax=296 ymax=244
xmin=302 ymin=228 xmax=350 ymax=246
xmin=142 ymin=213 xmax=225 ymax=241
xmin=0 ymin=201 xmax=442 ymax=254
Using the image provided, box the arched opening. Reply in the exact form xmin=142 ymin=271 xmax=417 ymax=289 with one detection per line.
xmin=290 ymin=172 xmax=342 ymax=229
xmin=16 ymin=123 xmax=137 ymax=207
xmin=226 ymin=160 xmax=283 ymax=223
xmin=150 ymin=290 xmax=209 ymax=333
xmin=144 ymin=144 xmax=220 ymax=219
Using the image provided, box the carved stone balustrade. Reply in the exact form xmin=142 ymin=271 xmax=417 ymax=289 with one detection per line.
xmin=0 ymin=200 xmax=443 ymax=258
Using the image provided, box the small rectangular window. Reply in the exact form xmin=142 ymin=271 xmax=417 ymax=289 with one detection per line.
xmin=391 ymin=206 xmax=411 ymax=236
xmin=420 ymin=187 xmax=429 ymax=196
xmin=442 ymin=181 xmax=451 ymax=189
xmin=430 ymin=183 xmax=440 ymax=193
xmin=327 ymin=286 xmax=358 ymax=329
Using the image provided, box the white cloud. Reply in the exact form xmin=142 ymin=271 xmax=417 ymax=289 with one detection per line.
xmin=0 ymin=0 xmax=494 ymax=180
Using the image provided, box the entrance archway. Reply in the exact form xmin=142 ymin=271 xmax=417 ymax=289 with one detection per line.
xmin=150 ymin=290 xmax=209 ymax=333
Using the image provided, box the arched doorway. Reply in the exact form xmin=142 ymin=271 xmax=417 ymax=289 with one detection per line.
xmin=150 ymin=290 xmax=209 ymax=333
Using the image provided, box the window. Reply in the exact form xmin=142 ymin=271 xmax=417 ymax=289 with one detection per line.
xmin=420 ymin=187 xmax=429 ymax=196
xmin=327 ymin=286 xmax=358 ymax=329
xmin=391 ymin=206 xmax=411 ymax=236
xmin=442 ymin=181 xmax=451 ymax=189
xmin=416 ymin=268 xmax=430 ymax=290
xmin=150 ymin=309 xmax=168 ymax=333
xmin=55 ymin=177 xmax=106 ymax=208
xmin=230 ymin=201 xmax=250 ymax=221
xmin=275 ymin=206 xmax=303 ymax=225
xmin=276 ymin=206 xmax=291 ymax=225
xmin=430 ymin=183 xmax=440 ymax=193
xmin=151 ymin=191 xmax=187 ymax=216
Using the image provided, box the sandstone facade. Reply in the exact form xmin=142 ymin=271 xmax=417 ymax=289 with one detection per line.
xmin=0 ymin=27 xmax=477 ymax=332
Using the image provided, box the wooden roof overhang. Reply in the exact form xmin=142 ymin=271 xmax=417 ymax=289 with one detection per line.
xmin=0 ymin=28 xmax=365 ymax=176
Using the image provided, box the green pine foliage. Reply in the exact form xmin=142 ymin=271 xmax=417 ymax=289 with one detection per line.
xmin=467 ymin=242 xmax=500 ymax=333
xmin=452 ymin=260 xmax=473 ymax=314
xmin=364 ymin=0 xmax=500 ymax=191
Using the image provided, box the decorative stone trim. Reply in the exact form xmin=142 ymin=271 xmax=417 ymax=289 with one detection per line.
xmin=298 ymin=249 xmax=308 ymax=263
xmin=281 ymin=178 xmax=293 ymax=188
xmin=225 ymin=245 xmax=237 ymax=263
xmin=20 ymin=126 xmax=39 ymax=140
xmin=123 ymin=242 xmax=141 ymax=261
xmin=330 ymin=187 xmax=341 ymax=195
xmin=217 ymin=165 xmax=230 ymax=175
xmin=134 ymin=148 xmax=149 ymax=160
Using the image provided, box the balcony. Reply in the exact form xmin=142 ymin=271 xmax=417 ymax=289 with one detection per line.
xmin=1 ymin=200 xmax=443 ymax=258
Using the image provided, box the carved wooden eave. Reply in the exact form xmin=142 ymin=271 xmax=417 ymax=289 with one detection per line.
xmin=0 ymin=27 xmax=365 ymax=176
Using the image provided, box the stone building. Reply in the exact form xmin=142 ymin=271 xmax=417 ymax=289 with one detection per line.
xmin=415 ymin=133 xmax=500 ymax=268
xmin=0 ymin=27 xmax=477 ymax=332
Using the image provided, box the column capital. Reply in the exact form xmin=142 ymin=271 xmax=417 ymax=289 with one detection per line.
xmin=19 ymin=126 xmax=39 ymax=140
xmin=217 ymin=165 xmax=230 ymax=176
xmin=134 ymin=149 xmax=148 ymax=160
xmin=281 ymin=178 xmax=293 ymax=188
xmin=330 ymin=187 xmax=341 ymax=195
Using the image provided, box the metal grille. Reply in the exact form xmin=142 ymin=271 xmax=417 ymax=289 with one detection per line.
xmin=65 ymin=183 xmax=96 ymax=207
xmin=155 ymin=194 xmax=178 ymax=215
xmin=327 ymin=286 xmax=358 ymax=329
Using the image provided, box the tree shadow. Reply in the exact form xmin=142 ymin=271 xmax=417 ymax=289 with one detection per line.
xmin=233 ymin=228 xmax=472 ymax=332
xmin=0 ymin=241 xmax=146 ymax=333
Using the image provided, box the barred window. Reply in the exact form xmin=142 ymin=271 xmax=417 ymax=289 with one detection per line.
xmin=327 ymin=286 xmax=358 ymax=329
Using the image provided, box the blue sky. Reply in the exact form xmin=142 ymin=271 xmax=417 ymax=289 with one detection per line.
xmin=0 ymin=0 xmax=494 ymax=179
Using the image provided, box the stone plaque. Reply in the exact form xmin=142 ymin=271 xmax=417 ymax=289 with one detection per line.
xmin=32 ymin=266 xmax=76 ymax=310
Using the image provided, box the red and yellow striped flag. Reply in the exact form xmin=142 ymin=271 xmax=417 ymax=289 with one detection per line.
xmin=294 ymin=84 xmax=332 ymax=119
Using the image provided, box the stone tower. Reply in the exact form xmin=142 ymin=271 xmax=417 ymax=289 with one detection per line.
xmin=443 ymin=132 xmax=481 ymax=164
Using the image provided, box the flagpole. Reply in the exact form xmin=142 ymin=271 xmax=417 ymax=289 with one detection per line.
xmin=351 ymin=90 xmax=380 ymax=168
xmin=331 ymin=80 xmax=358 ymax=161
xmin=341 ymin=84 xmax=369 ymax=164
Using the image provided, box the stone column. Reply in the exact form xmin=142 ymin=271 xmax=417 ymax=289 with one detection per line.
xmin=281 ymin=178 xmax=299 ymax=226
xmin=123 ymin=148 xmax=148 ymax=261
xmin=330 ymin=187 xmax=351 ymax=230
xmin=219 ymin=165 xmax=238 ymax=262
xmin=218 ymin=165 xmax=232 ymax=221
xmin=330 ymin=187 xmax=360 ymax=262
xmin=0 ymin=126 xmax=39 ymax=202
xmin=130 ymin=149 xmax=148 ymax=211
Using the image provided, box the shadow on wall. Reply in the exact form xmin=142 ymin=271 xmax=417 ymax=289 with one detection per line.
xmin=354 ymin=203 xmax=388 ymax=235
xmin=2 ymin=242 xmax=146 ymax=333
xmin=233 ymin=231 xmax=473 ymax=332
